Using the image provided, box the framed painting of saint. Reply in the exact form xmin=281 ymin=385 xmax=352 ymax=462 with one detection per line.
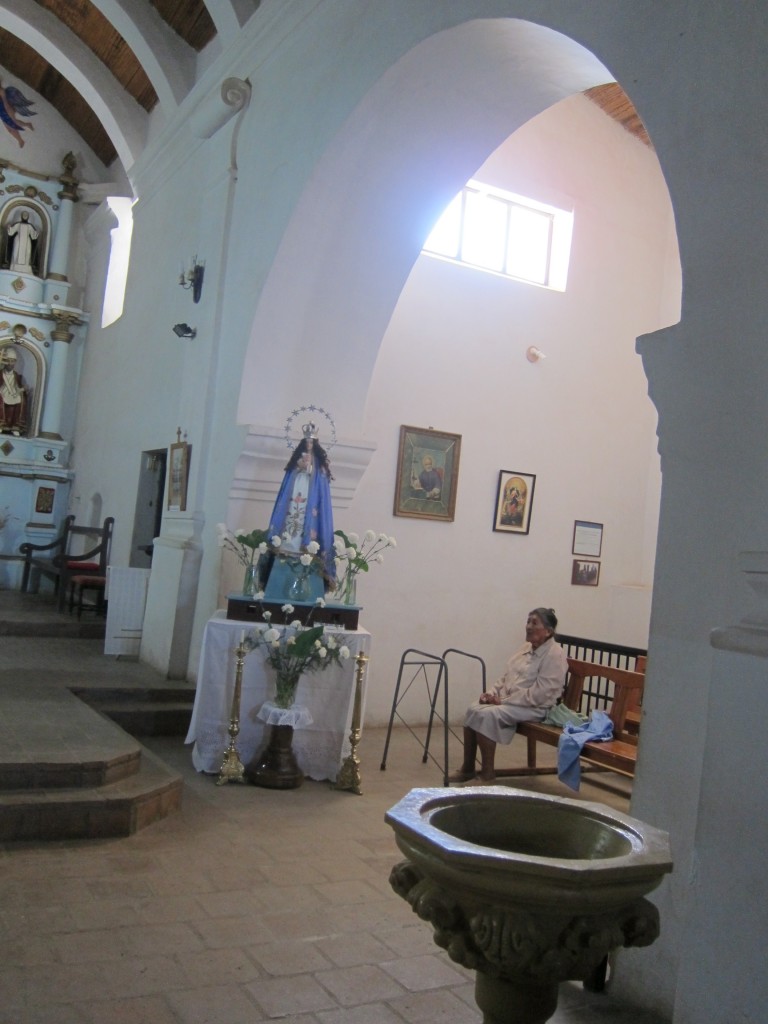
xmin=393 ymin=425 xmax=461 ymax=522
xmin=493 ymin=470 xmax=536 ymax=535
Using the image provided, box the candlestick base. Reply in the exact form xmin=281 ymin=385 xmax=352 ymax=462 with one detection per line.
xmin=217 ymin=746 xmax=246 ymax=785
xmin=333 ymin=651 xmax=368 ymax=795
xmin=216 ymin=640 xmax=248 ymax=786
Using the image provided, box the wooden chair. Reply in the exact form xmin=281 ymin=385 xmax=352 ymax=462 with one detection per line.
xmin=19 ymin=514 xmax=74 ymax=595
xmin=68 ymin=574 xmax=107 ymax=619
xmin=20 ymin=516 xmax=114 ymax=612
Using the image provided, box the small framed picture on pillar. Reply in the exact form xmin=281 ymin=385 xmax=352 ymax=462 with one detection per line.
xmin=168 ymin=434 xmax=190 ymax=511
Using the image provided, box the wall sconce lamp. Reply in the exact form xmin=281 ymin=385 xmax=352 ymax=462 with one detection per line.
xmin=173 ymin=323 xmax=197 ymax=339
xmin=179 ymin=256 xmax=205 ymax=303
xmin=526 ymin=345 xmax=547 ymax=363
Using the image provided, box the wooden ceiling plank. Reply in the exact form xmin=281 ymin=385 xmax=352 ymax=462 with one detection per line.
xmin=34 ymin=0 xmax=157 ymax=112
xmin=0 ymin=27 xmax=117 ymax=165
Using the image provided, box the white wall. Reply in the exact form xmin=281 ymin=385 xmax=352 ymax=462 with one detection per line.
xmin=338 ymin=92 xmax=677 ymax=726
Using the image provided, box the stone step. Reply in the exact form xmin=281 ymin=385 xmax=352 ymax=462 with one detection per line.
xmin=0 ymin=684 xmax=144 ymax=790
xmin=0 ymin=590 xmax=106 ymax=638
xmin=73 ymin=687 xmax=196 ymax=737
xmin=72 ymin=686 xmax=197 ymax=703
xmin=0 ymin=615 xmax=105 ymax=639
xmin=91 ymin=701 xmax=193 ymax=736
xmin=0 ymin=747 xmax=182 ymax=841
xmin=0 ymin=747 xmax=141 ymax=790
xmin=0 ymin=682 xmax=183 ymax=840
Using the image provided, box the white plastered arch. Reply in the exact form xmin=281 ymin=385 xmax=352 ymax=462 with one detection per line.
xmin=238 ymin=18 xmax=615 ymax=435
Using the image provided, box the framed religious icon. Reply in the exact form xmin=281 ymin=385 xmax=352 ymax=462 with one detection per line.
xmin=167 ymin=437 xmax=191 ymax=511
xmin=572 ymin=519 xmax=603 ymax=557
xmin=393 ymin=425 xmax=461 ymax=521
xmin=493 ymin=470 xmax=536 ymax=534
xmin=35 ymin=486 xmax=55 ymax=514
xmin=572 ymin=559 xmax=600 ymax=586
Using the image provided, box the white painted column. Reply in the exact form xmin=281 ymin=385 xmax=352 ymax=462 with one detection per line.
xmin=140 ymin=513 xmax=203 ymax=679
xmin=39 ymin=323 xmax=75 ymax=440
xmin=43 ymin=159 xmax=79 ymax=307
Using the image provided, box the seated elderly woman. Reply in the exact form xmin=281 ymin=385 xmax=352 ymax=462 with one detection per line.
xmin=449 ymin=607 xmax=568 ymax=783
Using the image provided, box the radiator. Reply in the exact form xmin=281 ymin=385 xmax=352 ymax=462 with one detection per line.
xmin=104 ymin=566 xmax=150 ymax=656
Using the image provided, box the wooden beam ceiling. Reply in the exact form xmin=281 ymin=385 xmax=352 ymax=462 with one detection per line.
xmin=0 ymin=5 xmax=651 ymax=172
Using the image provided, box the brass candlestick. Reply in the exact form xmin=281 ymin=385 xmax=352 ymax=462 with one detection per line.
xmin=217 ymin=638 xmax=248 ymax=785
xmin=333 ymin=650 xmax=368 ymax=795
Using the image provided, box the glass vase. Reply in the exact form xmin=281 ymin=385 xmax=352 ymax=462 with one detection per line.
xmin=274 ymin=670 xmax=301 ymax=709
xmin=288 ymin=569 xmax=311 ymax=603
xmin=242 ymin=564 xmax=258 ymax=597
xmin=342 ymin=574 xmax=357 ymax=606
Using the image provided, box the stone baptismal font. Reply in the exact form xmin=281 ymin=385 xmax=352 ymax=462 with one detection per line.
xmin=386 ymin=786 xmax=672 ymax=1024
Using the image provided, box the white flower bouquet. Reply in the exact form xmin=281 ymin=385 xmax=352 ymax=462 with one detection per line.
xmin=332 ymin=529 xmax=396 ymax=603
xmin=242 ymin=601 xmax=351 ymax=708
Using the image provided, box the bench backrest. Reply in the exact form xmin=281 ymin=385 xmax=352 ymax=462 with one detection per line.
xmin=564 ymin=657 xmax=645 ymax=742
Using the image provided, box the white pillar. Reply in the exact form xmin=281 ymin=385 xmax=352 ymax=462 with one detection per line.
xmin=140 ymin=513 xmax=203 ymax=679
xmin=39 ymin=324 xmax=74 ymax=440
xmin=43 ymin=157 xmax=79 ymax=306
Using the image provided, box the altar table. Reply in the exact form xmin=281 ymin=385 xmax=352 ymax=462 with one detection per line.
xmin=185 ymin=611 xmax=371 ymax=781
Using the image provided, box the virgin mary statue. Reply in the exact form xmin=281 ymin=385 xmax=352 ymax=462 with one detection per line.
xmin=264 ymin=421 xmax=336 ymax=590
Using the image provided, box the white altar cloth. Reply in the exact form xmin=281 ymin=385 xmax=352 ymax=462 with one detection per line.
xmin=185 ymin=611 xmax=371 ymax=781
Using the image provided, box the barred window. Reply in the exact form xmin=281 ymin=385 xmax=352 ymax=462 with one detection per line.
xmin=423 ymin=180 xmax=573 ymax=291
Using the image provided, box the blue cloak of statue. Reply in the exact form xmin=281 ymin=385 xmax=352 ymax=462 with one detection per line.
xmin=266 ymin=436 xmax=336 ymax=587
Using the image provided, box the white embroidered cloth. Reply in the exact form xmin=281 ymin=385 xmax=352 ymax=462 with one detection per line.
xmin=257 ymin=700 xmax=313 ymax=728
xmin=186 ymin=611 xmax=371 ymax=781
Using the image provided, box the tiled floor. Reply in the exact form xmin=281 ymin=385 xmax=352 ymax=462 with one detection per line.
xmin=0 ymin=607 xmax=668 ymax=1023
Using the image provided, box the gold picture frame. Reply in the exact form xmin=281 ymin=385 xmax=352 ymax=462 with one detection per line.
xmin=393 ymin=425 xmax=461 ymax=522
xmin=167 ymin=439 xmax=190 ymax=511
xmin=493 ymin=470 xmax=536 ymax=535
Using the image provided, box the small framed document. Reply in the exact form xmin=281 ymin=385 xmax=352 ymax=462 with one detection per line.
xmin=572 ymin=520 xmax=603 ymax=558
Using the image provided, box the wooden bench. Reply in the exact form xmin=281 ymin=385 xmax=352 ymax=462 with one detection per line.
xmin=503 ymin=657 xmax=645 ymax=779
xmin=20 ymin=516 xmax=114 ymax=612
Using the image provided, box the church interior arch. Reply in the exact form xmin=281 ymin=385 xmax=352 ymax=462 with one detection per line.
xmin=239 ymin=18 xmax=620 ymax=431
xmin=235 ymin=17 xmax=681 ymax=729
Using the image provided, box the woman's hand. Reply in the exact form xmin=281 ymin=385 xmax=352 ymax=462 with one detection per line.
xmin=479 ymin=692 xmax=500 ymax=705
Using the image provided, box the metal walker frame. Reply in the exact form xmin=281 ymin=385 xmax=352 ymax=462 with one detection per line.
xmin=380 ymin=647 xmax=486 ymax=786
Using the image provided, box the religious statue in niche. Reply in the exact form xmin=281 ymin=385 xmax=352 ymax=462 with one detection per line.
xmin=6 ymin=210 xmax=40 ymax=276
xmin=260 ymin=417 xmax=336 ymax=596
xmin=0 ymin=345 xmax=31 ymax=436
xmin=0 ymin=78 xmax=36 ymax=149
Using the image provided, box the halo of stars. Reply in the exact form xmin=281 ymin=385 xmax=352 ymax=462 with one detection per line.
xmin=283 ymin=405 xmax=337 ymax=452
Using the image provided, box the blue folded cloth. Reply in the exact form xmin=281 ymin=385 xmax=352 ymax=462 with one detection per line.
xmin=557 ymin=710 xmax=613 ymax=791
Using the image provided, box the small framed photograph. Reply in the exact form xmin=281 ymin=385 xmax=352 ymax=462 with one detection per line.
xmin=493 ymin=470 xmax=536 ymax=534
xmin=572 ymin=520 xmax=603 ymax=557
xmin=572 ymin=559 xmax=600 ymax=586
xmin=393 ymin=425 xmax=461 ymax=522
xmin=35 ymin=486 xmax=55 ymax=514
xmin=168 ymin=440 xmax=191 ymax=511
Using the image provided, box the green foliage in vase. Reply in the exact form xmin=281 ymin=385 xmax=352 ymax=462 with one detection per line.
xmin=333 ymin=529 xmax=396 ymax=597
xmin=242 ymin=602 xmax=351 ymax=708
xmin=217 ymin=524 xmax=271 ymax=567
